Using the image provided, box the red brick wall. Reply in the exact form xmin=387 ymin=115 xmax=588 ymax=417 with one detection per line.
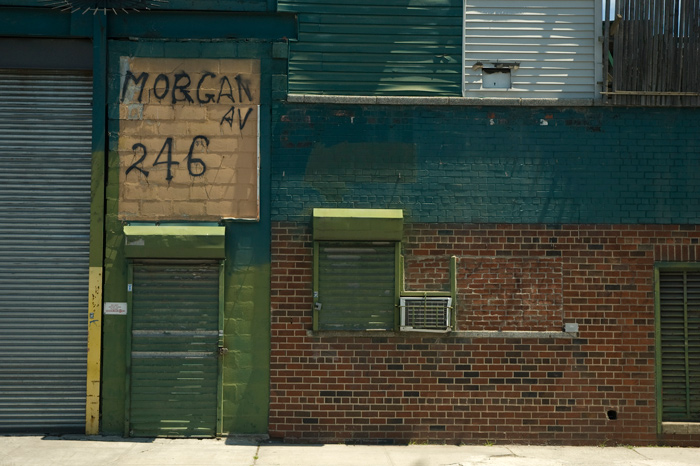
xmin=270 ymin=222 xmax=700 ymax=445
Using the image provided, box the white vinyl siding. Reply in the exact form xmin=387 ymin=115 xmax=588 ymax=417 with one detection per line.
xmin=463 ymin=0 xmax=602 ymax=99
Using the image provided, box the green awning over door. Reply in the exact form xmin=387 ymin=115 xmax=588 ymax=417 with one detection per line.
xmin=124 ymin=225 xmax=225 ymax=259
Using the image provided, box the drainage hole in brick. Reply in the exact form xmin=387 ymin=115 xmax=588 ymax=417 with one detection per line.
xmin=607 ymin=410 xmax=618 ymax=420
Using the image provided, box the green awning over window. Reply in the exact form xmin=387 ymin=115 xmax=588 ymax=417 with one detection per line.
xmin=124 ymin=225 xmax=225 ymax=259
xmin=313 ymin=208 xmax=403 ymax=241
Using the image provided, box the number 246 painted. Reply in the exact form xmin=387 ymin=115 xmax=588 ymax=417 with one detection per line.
xmin=126 ymin=135 xmax=209 ymax=181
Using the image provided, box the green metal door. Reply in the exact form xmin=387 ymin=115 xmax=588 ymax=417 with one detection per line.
xmin=127 ymin=260 xmax=223 ymax=437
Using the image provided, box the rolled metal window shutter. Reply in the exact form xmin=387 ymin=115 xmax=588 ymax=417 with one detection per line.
xmin=317 ymin=242 xmax=396 ymax=331
xmin=658 ymin=270 xmax=700 ymax=422
xmin=129 ymin=260 xmax=220 ymax=437
xmin=0 ymin=71 xmax=92 ymax=433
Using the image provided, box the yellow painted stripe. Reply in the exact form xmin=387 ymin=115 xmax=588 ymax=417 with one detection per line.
xmin=86 ymin=266 xmax=103 ymax=435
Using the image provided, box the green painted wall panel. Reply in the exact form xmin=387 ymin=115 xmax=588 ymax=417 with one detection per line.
xmin=280 ymin=0 xmax=459 ymax=14
xmin=303 ymin=15 xmax=458 ymax=28
xmin=279 ymin=0 xmax=462 ymax=95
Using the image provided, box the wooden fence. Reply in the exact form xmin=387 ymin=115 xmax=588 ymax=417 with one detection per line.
xmin=604 ymin=0 xmax=700 ymax=106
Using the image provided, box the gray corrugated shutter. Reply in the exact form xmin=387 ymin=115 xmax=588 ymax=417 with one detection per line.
xmin=129 ymin=260 xmax=220 ymax=437
xmin=0 ymin=71 xmax=92 ymax=433
xmin=658 ymin=270 xmax=700 ymax=422
xmin=317 ymin=242 xmax=396 ymax=331
xmin=464 ymin=0 xmax=599 ymax=98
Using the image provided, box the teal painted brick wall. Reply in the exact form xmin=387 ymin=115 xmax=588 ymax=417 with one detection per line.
xmin=271 ymin=104 xmax=700 ymax=224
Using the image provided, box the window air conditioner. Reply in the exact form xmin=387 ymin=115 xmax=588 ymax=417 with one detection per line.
xmin=400 ymin=297 xmax=452 ymax=332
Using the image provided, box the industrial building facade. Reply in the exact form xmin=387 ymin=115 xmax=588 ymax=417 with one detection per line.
xmin=0 ymin=0 xmax=698 ymax=446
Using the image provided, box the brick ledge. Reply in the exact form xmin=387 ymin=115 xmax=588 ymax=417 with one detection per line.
xmin=662 ymin=422 xmax=700 ymax=435
xmin=308 ymin=330 xmax=577 ymax=339
xmin=287 ymin=94 xmax=602 ymax=107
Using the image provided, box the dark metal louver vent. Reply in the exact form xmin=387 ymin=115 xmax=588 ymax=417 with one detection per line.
xmin=658 ymin=270 xmax=700 ymax=422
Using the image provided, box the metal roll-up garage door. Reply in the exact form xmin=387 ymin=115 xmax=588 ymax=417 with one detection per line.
xmin=0 ymin=71 xmax=92 ymax=432
xmin=129 ymin=260 xmax=222 ymax=437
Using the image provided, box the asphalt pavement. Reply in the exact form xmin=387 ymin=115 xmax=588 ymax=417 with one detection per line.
xmin=1 ymin=435 xmax=699 ymax=466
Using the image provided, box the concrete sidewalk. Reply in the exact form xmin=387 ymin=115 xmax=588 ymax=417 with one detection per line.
xmin=1 ymin=436 xmax=699 ymax=466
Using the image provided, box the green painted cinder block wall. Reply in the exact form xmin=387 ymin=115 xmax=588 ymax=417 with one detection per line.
xmin=271 ymin=103 xmax=700 ymax=225
xmin=101 ymin=39 xmax=278 ymax=435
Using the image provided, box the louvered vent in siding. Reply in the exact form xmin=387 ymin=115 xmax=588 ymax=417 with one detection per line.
xmin=317 ymin=242 xmax=396 ymax=331
xmin=658 ymin=270 xmax=700 ymax=422
xmin=464 ymin=0 xmax=601 ymax=99
xmin=0 ymin=71 xmax=92 ymax=433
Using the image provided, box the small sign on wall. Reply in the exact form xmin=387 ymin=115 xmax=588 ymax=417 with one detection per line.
xmin=118 ymin=57 xmax=260 ymax=221
xmin=104 ymin=302 xmax=127 ymax=316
